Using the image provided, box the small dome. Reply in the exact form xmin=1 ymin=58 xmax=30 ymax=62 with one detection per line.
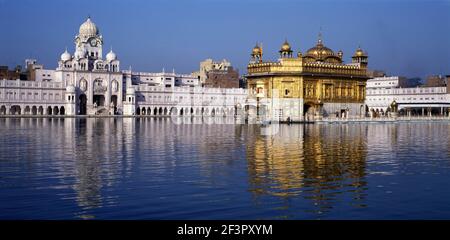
xmin=79 ymin=17 xmax=99 ymax=38
xmin=252 ymin=44 xmax=261 ymax=55
xmin=280 ymin=40 xmax=292 ymax=52
xmin=354 ymin=47 xmax=367 ymax=57
xmin=106 ymin=49 xmax=117 ymax=61
xmin=60 ymin=49 xmax=71 ymax=62
xmin=126 ymin=87 xmax=136 ymax=95
xmin=66 ymin=85 xmax=75 ymax=92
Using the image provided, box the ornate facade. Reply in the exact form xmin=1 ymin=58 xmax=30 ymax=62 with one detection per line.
xmin=245 ymin=36 xmax=369 ymax=121
xmin=0 ymin=17 xmax=247 ymax=116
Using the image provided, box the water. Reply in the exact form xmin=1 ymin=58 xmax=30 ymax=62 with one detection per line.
xmin=1 ymin=117 xmax=450 ymax=219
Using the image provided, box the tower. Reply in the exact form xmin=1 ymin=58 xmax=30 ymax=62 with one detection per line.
xmin=250 ymin=43 xmax=263 ymax=63
xmin=352 ymin=46 xmax=368 ymax=68
xmin=65 ymin=85 xmax=76 ymax=116
xmin=279 ymin=39 xmax=293 ymax=58
xmin=123 ymin=87 xmax=136 ymax=116
xmin=74 ymin=17 xmax=103 ymax=70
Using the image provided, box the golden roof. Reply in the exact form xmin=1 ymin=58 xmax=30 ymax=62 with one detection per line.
xmin=252 ymin=43 xmax=262 ymax=55
xmin=306 ymin=38 xmax=335 ymax=58
xmin=280 ymin=39 xmax=292 ymax=52
xmin=353 ymin=47 xmax=367 ymax=57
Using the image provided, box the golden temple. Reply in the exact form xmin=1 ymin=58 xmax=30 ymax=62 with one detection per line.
xmin=245 ymin=34 xmax=369 ymax=121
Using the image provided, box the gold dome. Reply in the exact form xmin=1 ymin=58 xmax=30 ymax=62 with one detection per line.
xmin=252 ymin=44 xmax=262 ymax=55
xmin=280 ymin=39 xmax=291 ymax=52
xmin=306 ymin=39 xmax=335 ymax=58
xmin=354 ymin=47 xmax=367 ymax=57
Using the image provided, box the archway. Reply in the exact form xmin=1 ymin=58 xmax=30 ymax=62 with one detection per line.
xmin=111 ymin=95 xmax=118 ymax=114
xmin=10 ymin=105 xmax=21 ymax=115
xmin=53 ymin=106 xmax=59 ymax=115
xmin=170 ymin=107 xmax=177 ymax=115
xmin=147 ymin=107 xmax=151 ymax=115
xmin=164 ymin=108 xmax=168 ymax=115
xmin=24 ymin=106 xmax=30 ymax=115
xmin=93 ymin=95 xmax=105 ymax=107
xmin=79 ymin=94 xmax=87 ymax=115
xmin=38 ymin=106 xmax=44 ymax=115
xmin=142 ymin=107 xmax=146 ymax=115
xmin=0 ymin=106 xmax=6 ymax=115
xmin=136 ymin=108 xmax=141 ymax=115
xmin=60 ymin=106 xmax=65 ymax=115
xmin=47 ymin=106 xmax=52 ymax=115
xmin=32 ymin=106 xmax=37 ymax=115
xmin=158 ymin=107 xmax=163 ymax=115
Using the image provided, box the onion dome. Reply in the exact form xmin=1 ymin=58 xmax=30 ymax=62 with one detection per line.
xmin=306 ymin=38 xmax=335 ymax=58
xmin=60 ymin=49 xmax=71 ymax=61
xmin=79 ymin=17 xmax=99 ymax=38
xmin=252 ymin=43 xmax=262 ymax=55
xmin=353 ymin=46 xmax=367 ymax=57
xmin=280 ymin=39 xmax=291 ymax=52
xmin=106 ymin=49 xmax=117 ymax=61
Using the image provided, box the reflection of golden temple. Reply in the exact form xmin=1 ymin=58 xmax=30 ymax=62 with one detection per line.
xmin=246 ymin=124 xmax=368 ymax=215
xmin=246 ymin=35 xmax=369 ymax=122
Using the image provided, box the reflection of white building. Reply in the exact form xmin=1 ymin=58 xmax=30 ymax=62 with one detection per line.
xmin=365 ymin=76 xmax=450 ymax=116
xmin=0 ymin=17 xmax=247 ymax=116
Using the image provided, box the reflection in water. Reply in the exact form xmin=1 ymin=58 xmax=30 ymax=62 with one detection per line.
xmin=2 ymin=118 xmax=450 ymax=219
xmin=246 ymin=124 xmax=368 ymax=217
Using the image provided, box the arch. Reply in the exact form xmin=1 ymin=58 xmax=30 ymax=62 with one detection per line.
xmin=158 ymin=107 xmax=163 ymax=115
xmin=141 ymin=107 xmax=146 ymax=115
xmin=47 ymin=106 xmax=52 ymax=115
xmin=153 ymin=107 xmax=158 ymax=116
xmin=0 ymin=106 xmax=6 ymax=115
xmin=201 ymin=107 xmax=205 ymax=115
xmin=180 ymin=108 xmax=184 ymax=116
xmin=136 ymin=107 xmax=141 ymax=115
xmin=53 ymin=106 xmax=59 ymax=115
xmin=164 ymin=108 xmax=168 ymax=115
xmin=31 ymin=106 xmax=37 ymax=115
xmin=24 ymin=106 xmax=31 ymax=115
xmin=60 ymin=106 xmax=65 ymax=115
xmin=146 ymin=107 xmax=151 ymax=115
xmin=111 ymin=95 xmax=118 ymax=115
xmin=79 ymin=94 xmax=87 ymax=115
xmin=170 ymin=107 xmax=177 ymax=115
xmin=38 ymin=106 xmax=44 ymax=115
xmin=211 ymin=108 xmax=216 ymax=116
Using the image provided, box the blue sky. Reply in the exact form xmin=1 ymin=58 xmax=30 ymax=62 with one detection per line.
xmin=0 ymin=0 xmax=449 ymax=79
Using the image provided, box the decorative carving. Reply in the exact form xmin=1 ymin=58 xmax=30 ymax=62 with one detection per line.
xmin=94 ymin=79 xmax=107 ymax=93
xmin=80 ymin=79 xmax=87 ymax=91
xmin=112 ymin=80 xmax=118 ymax=93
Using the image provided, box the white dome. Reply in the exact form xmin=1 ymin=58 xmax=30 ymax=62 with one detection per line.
xmin=60 ymin=49 xmax=71 ymax=62
xmin=79 ymin=17 xmax=98 ymax=38
xmin=126 ymin=87 xmax=136 ymax=95
xmin=106 ymin=49 xmax=117 ymax=61
xmin=74 ymin=48 xmax=86 ymax=59
xmin=66 ymin=85 xmax=75 ymax=92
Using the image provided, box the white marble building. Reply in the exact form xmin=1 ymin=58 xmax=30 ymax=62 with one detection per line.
xmin=0 ymin=17 xmax=247 ymax=116
xmin=365 ymin=76 xmax=450 ymax=116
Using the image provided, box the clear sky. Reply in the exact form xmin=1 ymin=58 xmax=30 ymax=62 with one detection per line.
xmin=0 ymin=0 xmax=449 ymax=79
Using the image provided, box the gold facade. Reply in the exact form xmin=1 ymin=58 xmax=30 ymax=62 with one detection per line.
xmin=245 ymin=37 xmax=369 ymax=121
